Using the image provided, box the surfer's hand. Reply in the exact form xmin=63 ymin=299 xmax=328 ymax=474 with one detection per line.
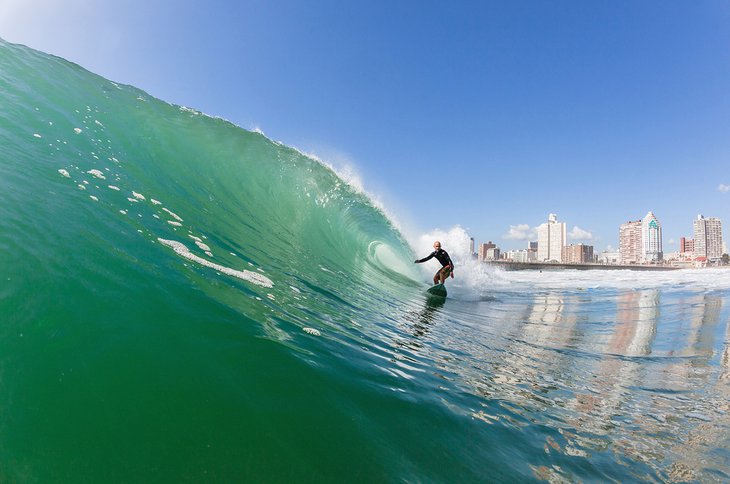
xmin=450 ymin=271 xmax=454 ymax=278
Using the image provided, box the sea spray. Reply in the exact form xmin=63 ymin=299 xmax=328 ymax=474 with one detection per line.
xmin=414 ymin=225 xmax=502 ymax=299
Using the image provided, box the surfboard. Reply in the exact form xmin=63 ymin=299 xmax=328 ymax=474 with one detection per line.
xmin=426 ymin=283 xmax=447 ymax=297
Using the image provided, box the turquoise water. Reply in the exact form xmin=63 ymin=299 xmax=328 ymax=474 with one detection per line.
xmin=1 ymin=38 xmax=729 ymax=482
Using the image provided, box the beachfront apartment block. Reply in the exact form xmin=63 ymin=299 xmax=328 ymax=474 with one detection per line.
xmin=537 ymin=213 xmax=566 ymax=262
xmin=505 ymin=248 xmax=538 ymax=263
xmin=562 ymin=244 xmax=594 ymax=264
xmin=619 ymin=220 xmax=642 ymax=264
xmin=680 ymin=237 xmax=694 ymax=256
xmin=693 ymin=215 xmax=724 ymax=261
xmin=478 ymin=241 xmax=497 ymax=261
xmin=619 ymin=211 xmax=663 ymax=264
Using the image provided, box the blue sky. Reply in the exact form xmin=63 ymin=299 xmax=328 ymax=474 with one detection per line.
xmin=2 ymin=0 xmax=729 ymax=252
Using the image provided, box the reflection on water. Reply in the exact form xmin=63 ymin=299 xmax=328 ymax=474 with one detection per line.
xmin=391 ymin=286 xmax=730 ymax=481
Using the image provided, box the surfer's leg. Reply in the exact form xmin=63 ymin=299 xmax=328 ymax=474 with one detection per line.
xmin=433 ymin=270 xmax=440 ymax=285
xmin=438 ymin=266 xmax=450 ymax=284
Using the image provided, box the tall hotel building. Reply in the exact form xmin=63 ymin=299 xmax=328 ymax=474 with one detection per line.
xmin=620 ymin=212 xmax=663 ymax=264
xmin=537 ymin=214 xmax=566 ymax=262
xmin=642 ymin=211 xmax=663 ymax=262
xmin=693 ymin=215 xmax=723 ymax=260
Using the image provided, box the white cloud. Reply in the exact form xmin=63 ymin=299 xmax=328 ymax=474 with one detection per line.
xmin=569 ymin=226 xmax=593 ymax=240
xmin=503 ymin=224 xmax=535 ymax=240
xmin=718 ymin=184 xmax=730 ymax=192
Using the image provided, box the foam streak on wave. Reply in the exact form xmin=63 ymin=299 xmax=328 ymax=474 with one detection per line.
xmin=158 ymin=239 xmax=273 ymax=288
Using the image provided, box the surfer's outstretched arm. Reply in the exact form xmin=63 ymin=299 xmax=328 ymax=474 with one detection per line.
xmin=415 ymin=251 xmax=435 ymax=264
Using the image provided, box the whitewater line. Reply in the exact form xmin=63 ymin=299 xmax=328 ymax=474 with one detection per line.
xmin=158 ymin=238 xmax=274 ymax=288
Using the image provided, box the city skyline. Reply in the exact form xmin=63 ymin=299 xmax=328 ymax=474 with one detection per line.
xmin=477 ymin=211 xmax=726 ymax=263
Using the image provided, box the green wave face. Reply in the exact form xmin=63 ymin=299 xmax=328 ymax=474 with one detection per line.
xmin=0 ymin=38 xmax=420 ymax=332
xmin=0 ymin=39 xmax=432 ymax=481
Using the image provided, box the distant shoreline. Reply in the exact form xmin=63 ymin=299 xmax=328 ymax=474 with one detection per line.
xmin=485 ymin=261 xmax=682 ymax=271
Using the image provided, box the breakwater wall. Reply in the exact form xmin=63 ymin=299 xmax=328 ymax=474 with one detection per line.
xmin=486 ymin=261 xmax=681 ymax=271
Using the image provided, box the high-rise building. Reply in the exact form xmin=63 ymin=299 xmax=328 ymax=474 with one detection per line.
xmin=618 ymin=212 xmax=663 ymax=264
xmin=537 ymin=214 xmax=566 ymax=262
xmin=562 ymin=244 xmax=594 ymax=264
xmin=478 ymin=241 xmax=496 ymax=261
xmin=619 ymin=220 xmax=642 ymax=264
xmin=680 ymin=237 xmax=694 ymax=256
xmin=693 ymin=215 xmax=723 ymax=260
xmin=642 ymin=211 xmax=663 ymax=262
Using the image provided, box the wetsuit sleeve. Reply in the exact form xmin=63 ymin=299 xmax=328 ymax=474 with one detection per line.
xmin=415 ymin=251 xmax=436 ymax=263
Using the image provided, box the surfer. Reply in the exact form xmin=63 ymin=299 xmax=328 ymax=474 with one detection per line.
xmin=415 ymin=241 xmax=455 ymax=285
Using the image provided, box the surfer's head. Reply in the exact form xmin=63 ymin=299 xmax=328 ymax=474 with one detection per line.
xmin=433 ymin=241 xmax=441 ymax=250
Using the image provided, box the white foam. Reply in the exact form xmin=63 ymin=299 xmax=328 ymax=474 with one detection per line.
xmin=162 ymin=207 xmax=183 ymax=222
xmin=489 ymin=267 xmax=730 ymax=292
xmin=188 ymin=235 xmax=202 ymax=242
xmin=413 ymin=225 xmax=514 ymax=299
xmin=303 ymin=327 xmax=321 ymax=336
xmin=77 ymin=184 xmax=86 ymax=190
xmin=33 ymin=133 xmax=41 ymax=138
xmin=158 ymin=238 xmax=274 ymax=288
xmin=168 ymin=221 xmax=182 ymax=227
xmin=87 ymin=169 xmax=106 ymax=180
xmin=74 ymin=128 xmax=82 ymax=134
xmin=108 ymin=185 xmax=120 ymax=191
xmin=90 ymin=195 xmax=98 ymax=202
xmin=195 ymin=241 xmax=211 ymax=252
xmin=132 ymin=191 xmax=145 ymax=201
xmin=179 ymin=106 xmax=201 ymax=115
xmin=127 ymin=198 xmax=139 ymax=203
xmin=151 ymin=199 xmax=162 ymax=205
xmin=58 ymin=169 xmax=70 ymax=178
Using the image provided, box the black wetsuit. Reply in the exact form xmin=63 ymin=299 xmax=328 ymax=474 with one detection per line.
xmin=416 ymin=249 xmax=454 ymax=269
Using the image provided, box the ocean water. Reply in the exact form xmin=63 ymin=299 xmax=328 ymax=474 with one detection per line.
xmin=1 ymin=38 xmax=729 ymax=482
